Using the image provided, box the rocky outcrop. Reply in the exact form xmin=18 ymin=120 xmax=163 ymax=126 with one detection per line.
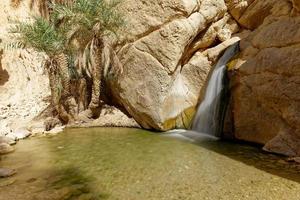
xmin=0 ymin=0 xmax=50 ymax=139
xmin=228 ymin=0 xmax=300 ymax=156
xmin=110 ymin=0 xmax=240 ymax=130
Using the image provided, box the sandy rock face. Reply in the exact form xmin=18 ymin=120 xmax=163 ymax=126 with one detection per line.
xmin=229 ymin=0 xmax=300 ymax=156
xmin=0 ymin=0 xmax=50 ymax=138
xmin=111 ymin=0 xmax=239 ymax=130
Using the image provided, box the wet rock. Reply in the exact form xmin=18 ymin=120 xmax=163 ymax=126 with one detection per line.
xmin=0 ymin=136 xmax=16 ymax=145
xmin=0 ymin=143 xmax=14 ymax=154
xmin=0 ymin=168 xmax=16 ymax=178
xmin=287 ymin=157 xmax=300 ymax=164
xmin=44 ymin=126 xmax=65 ymax=136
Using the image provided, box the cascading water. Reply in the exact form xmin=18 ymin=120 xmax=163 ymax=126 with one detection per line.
xmin=166 ymin=42 xmax=239 ymax=141
xmin=192 ymin=42 xmax=240 ymax=137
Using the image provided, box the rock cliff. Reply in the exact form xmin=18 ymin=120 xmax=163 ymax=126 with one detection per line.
xmin=110 ymin=0 xmax=240 ymax=130
xmin=0 ymin=0 xmax=50 ymax=139
xmin=1 ymin=0 xmax=300 ymax=156
xmin=227 ymin=0 xmax=300 ymax=156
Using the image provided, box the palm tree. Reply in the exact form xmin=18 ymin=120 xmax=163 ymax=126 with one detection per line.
xmin=11 ymin=0 xmax=74 ymax=19
xmin=7 ymin=0 xmax=124 ymax=128
xmin=9 ymin=16 xmax=77 ymax=125
xmin=50 ymin=0 xmax=124 ymax=118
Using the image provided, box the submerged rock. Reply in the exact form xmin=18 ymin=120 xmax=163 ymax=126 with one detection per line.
xmin=287 ymin=157 xmax=300 ymax=164
xmin=0 ymin=168 xmax=16 ymax=178
xmin=0 ymin=143 xmax=14 ymax=154
xmin=0 ymin=136 xmax=16 ymax=145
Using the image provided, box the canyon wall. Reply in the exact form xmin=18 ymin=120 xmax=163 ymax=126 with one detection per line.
xmin=1 ymin=0 xmax=300 ymax=156
xmin=0 ymin=0 xmax=50 ymax=139
xmin=227 ymin=0 xmax=300 ymax=156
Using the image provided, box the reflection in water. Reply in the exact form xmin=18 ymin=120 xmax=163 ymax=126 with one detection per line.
xmin=1 ymin=128 xmax=300 ymax=200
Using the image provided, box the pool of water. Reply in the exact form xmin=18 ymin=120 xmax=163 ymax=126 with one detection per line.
xmin=1 ymin=128 xmax=300 ymax=200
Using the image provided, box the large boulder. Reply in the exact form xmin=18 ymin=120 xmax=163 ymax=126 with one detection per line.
xmin=228 ymin=1 xmax=300 ymax=156
xmin=110 ymin=0 xmax=240 ymax=130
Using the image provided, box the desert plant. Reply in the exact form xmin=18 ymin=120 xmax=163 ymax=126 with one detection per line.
xmin=51 ymin=0 xmax=123 ymax=43
xmin=6 ymin=0 xmax=124 ymax=126
xmin=11 ymin=0 xmax=74 ymax=18
xmin=50 ymin=0 xmax=124 ymax=117
xmin=9 ymin=16 xmax=66 ymax=56
xmin=9 ymin=16 xmax=77 ymax=124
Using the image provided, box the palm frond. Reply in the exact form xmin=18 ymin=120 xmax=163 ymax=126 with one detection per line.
xmin=9 ymin=16 xmax=67 ymax=56
xmin=50 ymin=0 xmax=124 ymax=46
xmin=0 ymin=40 xmax=25 ymax=50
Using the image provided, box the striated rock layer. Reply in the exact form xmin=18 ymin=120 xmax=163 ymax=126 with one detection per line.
xmin=227 ymin=0 xmax=300 ymax=156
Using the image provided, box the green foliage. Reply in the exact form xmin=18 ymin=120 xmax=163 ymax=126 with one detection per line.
xmin=9 ymin=16 xmax=66 ymax=56
xmin=50 ymin=0 xmax=124 ymax=44
xmin=6 ymin=0 xmax=124 ymax=55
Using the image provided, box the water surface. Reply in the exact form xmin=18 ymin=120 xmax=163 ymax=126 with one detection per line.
xmin=1 ymin=128 xmax=300 ymax=200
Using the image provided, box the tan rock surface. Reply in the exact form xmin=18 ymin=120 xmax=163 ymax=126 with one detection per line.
xmin=229 ymin=1 xmax=300 ymax=156
xmin=110 ymin=0 xmax=238 ymax=130
xmin=0 ymin=0 xmax=50 ymax=138
xmin=0 ymin=143 xmax=14 ymax=155
xmin=80 ymin=106 xmax=140 ymax=128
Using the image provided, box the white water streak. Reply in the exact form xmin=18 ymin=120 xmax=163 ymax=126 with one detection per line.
xmin=192 ymin=43 xmax=239 ymax=136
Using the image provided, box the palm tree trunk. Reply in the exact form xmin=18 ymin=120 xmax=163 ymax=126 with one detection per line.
xmin=55 ymin=53 xmax=70 ymax=99
xmin=88 ymin=37 xmax=105 ymax=117
xmin=55 ymin=53 xmax=79 ymax=121
xmin=46 ymin=57 xmax=70 ymax=123
xmin=78 ymin=77 xmax=88 ymax=112
xmin=46 ymin=54 xmax=79 ymax=124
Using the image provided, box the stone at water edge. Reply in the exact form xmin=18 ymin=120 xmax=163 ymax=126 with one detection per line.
xmin=6 ymin=128 xmax=31 ymax=141
xmin=27 ymin=121 xmax=46 ymax=136
xmin=0 ymin=136 xmax=16 ymax=145
xmin=0 ymin=143 xmax=14 ymax=154
xmin=0 ymin=168 xmax=16 ymax=178
xmin=44 ymin=126 xmax=65 ymax=136
xmin=287 ymin=157 xmax=300 ymax=164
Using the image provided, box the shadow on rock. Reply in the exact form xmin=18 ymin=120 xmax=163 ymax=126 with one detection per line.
xmin=0 ymin=50 xmax=9 ymax=86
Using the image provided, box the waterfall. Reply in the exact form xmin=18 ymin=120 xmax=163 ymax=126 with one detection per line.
xmin=192 ymin=42 xmax=239 ymax=137
xmin=165 ymin=42 xmax=239 ymax=142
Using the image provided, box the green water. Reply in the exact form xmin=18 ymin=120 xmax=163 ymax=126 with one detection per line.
xmin=1 ymin=128 xmax=300 ymax=200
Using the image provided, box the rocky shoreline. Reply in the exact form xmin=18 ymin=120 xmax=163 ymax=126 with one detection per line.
xmin=0 ymin=104 xmax=140 ymax=155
